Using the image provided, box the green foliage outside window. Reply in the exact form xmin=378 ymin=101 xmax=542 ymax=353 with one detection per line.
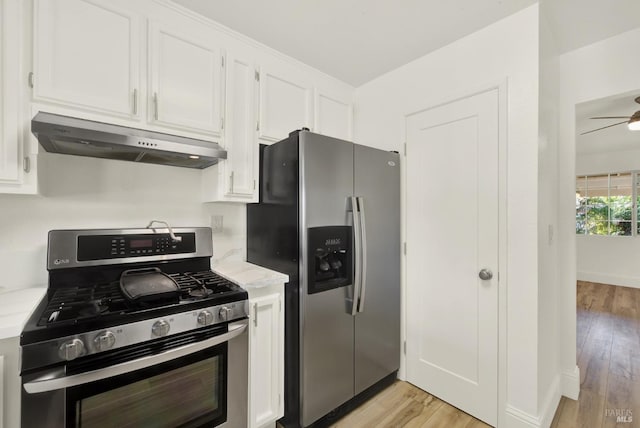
xmin=576 ymin=173 xmax=633 ymax=236
xmin=576 ymin=195 xmax=632 ymax=235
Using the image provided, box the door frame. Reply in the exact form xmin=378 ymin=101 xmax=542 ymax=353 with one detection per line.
xmin=400 ymin=79 xmax=508 ymax=427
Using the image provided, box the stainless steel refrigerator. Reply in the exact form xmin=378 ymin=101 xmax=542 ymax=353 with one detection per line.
xmin=247 ymin=130 xmax=400 ymax=427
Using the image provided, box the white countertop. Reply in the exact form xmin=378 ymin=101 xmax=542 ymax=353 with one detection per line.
xmin=0 ymin=287 xmax=46 ymax=340
xmin=212 ymin=260 xmax=288 ymax=289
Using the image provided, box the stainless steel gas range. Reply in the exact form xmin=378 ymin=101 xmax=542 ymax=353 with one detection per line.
xmin=20 ymin=227 xmax=249 ymax=428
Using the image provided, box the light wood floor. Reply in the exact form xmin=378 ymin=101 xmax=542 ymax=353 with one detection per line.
xmin=330 ymin=381 xmax=490 ymax=427
xmin=328 ymin=280 xmax=640 ymax=427
xmin=550 ymin=281 xmax=640 ymax=427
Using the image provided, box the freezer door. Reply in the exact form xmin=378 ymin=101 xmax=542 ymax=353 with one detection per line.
xmin=354 ymin=145 xmax=401 ymax=394
xmin=299 ymin=132 xmax=355 ymax=427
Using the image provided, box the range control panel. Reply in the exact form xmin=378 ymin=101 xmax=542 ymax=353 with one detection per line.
xmin=78 ymin=233 xmax=196 ymax=261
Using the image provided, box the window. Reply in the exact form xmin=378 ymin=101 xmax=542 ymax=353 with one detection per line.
xmin=576 ymin=172 xmax=634 ymax=236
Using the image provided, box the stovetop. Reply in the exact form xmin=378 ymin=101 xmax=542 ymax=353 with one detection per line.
xmin=39 ymin=270 xmax=243 ymax=327
xmin=22 ymin=266 xmax=248 ymax=345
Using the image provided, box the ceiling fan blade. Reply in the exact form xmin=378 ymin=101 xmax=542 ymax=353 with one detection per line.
xmin=580 ymin=120 xmax=629 ymax=135
xmin=589 ymin=116 xmax=631 ymax=119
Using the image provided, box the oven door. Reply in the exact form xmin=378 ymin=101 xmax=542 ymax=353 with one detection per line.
xmin=21 ymin=319 xmax=248 ymax=428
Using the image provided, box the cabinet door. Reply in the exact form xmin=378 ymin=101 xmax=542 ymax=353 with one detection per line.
xmin=250 ymin=292 xmax=283 ymax=428
xmin=0 ymin=0 xmax=20 ymax=183
xmin=258 ymin=65 xmax=312 ymax=142
xmin=149 ymin=22 xmax=223 ymax=136
xmin=33 ymin=0 xmax=140 ymax=118
xmin=223 ymin=52 xmax=257 ymax=198
xmin=314 ymin=89 xmax=353 ymax=141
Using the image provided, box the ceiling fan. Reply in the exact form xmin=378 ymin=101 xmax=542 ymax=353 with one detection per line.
xmin=581 ymin=96 xmax=640 ymax=135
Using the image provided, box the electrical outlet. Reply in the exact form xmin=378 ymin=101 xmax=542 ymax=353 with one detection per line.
xmin=211 ymin=215 xmax=224 ymax=233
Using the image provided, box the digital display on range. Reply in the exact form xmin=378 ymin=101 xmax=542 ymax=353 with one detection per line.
xmin=130 ymin=239 xmax=153 ymax=249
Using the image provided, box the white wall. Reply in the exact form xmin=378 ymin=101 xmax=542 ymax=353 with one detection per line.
xmin=354 ymin=5 xmax=543 ymax=425
xmin=537 ymin=1 xmax=562 ymax=424
xmin=0 ymin=152 xmax=246 ymax=291
xmin=557 ymin=26 xmax=640 ymax=401
xmin=575 ymin=149 xmax=640 ymax=289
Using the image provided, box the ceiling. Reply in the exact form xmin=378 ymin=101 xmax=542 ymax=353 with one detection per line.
xmin=173 ymin=0 xmax=640 ymax=87
xmin=576 ymin=91 xmax=640 ymax=155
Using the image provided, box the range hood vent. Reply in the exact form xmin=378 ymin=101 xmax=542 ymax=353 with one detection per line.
xmin=31 ymin=112 xmax=226 ymax=169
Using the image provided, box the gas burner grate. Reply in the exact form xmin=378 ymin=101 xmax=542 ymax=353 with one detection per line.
xmin=38 ymin=282 xmax=128 ymax=326
xmin=169 ymin=271 xmax=239 ymax=298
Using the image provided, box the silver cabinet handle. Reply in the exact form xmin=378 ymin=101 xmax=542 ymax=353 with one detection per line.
xmin=479 ymin=269 xmax=493 ymax=280
xmin=23 ymin=320 xmax=248 ymax=394
xmin=253 ymin=303 xmax=258 ymax=327
xmin=357 ymin=196 xmax=367 ymax=313
xmin=153 ymin=92 xmax=159 ymax=120
xmin=351 ymin=196 xmax=362 ymax=316
xmin=229 ymin=171 xmax=235 ymax=193
xmin=132 ymin=89 xmax=138 ymax=115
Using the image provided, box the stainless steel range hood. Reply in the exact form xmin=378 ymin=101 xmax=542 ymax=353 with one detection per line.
xmin=31 ymin=112 xmax=226 ymax=169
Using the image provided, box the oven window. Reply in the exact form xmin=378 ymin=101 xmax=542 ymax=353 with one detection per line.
xmin=68 ymin=346 xmax=227 ymax=428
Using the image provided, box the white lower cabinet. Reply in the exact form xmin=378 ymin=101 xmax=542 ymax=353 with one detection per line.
xmin=248 ymin=285 xmax=284 ymax=428
xmin=0 ymin=338 xmax=20 ymax=428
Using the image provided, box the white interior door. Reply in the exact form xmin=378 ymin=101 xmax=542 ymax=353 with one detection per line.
xmin=406 ymin=88 xmax=499 ymax=426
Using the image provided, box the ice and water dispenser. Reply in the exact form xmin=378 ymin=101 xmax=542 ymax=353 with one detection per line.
xmin=307 ymin=226 xmax=352 ymax=294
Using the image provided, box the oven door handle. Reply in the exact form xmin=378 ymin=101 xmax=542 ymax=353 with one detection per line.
xmin=23 ymin=320 xmax=248 ymax=394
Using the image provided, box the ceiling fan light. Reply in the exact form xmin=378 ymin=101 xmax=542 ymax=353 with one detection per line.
xmin=628 ymin=119 xmax=640 ymax=131
xmin=628 ymin=111 xmax=640 ymax=131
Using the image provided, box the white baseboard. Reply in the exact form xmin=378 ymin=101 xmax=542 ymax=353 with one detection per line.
xmin=505 ymin=405 xmax=539 ymax=428
xmin=561 ymin=365 xmax=580 ymax=400
xmin=503 ymin=375 xmax=561 ymax=428
xmin=539 ymin=375 xmax=562 ymax=428
xmin=577 ymin=271 xmax=640 ymax=289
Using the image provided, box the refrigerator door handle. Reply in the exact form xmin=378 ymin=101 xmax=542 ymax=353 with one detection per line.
xmin=357 ymin=196 xmax=367 ymax=313
xmin=351 ymin=196 xmax=362 ymax=316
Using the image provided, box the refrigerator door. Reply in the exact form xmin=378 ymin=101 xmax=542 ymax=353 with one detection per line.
xmin=299 ymin=132 xmax=355 ymax=426
xmin=354 ymin=144 xmax=401 ymax=394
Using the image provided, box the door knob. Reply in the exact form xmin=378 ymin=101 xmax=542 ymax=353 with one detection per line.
xmin=479 ymin=269 xmax=493 ymax=280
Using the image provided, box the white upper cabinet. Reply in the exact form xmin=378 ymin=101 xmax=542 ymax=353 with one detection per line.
xmin=33 ymin=0 xmax=140 ymax=119
xmin=0 ymin=0 xmax=19 ymax=183
xmin=223 ymin=51 xmax=257 ymax=198
xmin=201 ymin=49 xmax=258 ymax=202
xmin=314 ymin=89 xmax=353 ymax=141
xmin=258 ymin=64 xmax=313 ymax=142
xmin=149 ymin=21 xmax=223 ymax=136
xmin=0 ymin=0 xmax=36 ymax=194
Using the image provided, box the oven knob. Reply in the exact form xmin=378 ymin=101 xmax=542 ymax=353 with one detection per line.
xmin=93 ymin=331 xmax=116 ymax=351
xmin=218 ymin=306 xmax=232 ymax=321
xmin=58 ymin=338 xmax=85 ymax=361
xmin=152 ymin=319 xmax=171 ymax=337
xmin=197 ymin=310 xmax=214 ymax=326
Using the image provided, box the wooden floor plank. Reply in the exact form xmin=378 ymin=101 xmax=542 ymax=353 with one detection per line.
xmin=602 ymin=373 xmax=639 ymax=428
xmin=417 ymin=404 xmax=473 ymax=428
xmin=553 ymin=389 xmax=606 ymax=428
xmin=551 ymin=281 xmax=640 ymax=428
